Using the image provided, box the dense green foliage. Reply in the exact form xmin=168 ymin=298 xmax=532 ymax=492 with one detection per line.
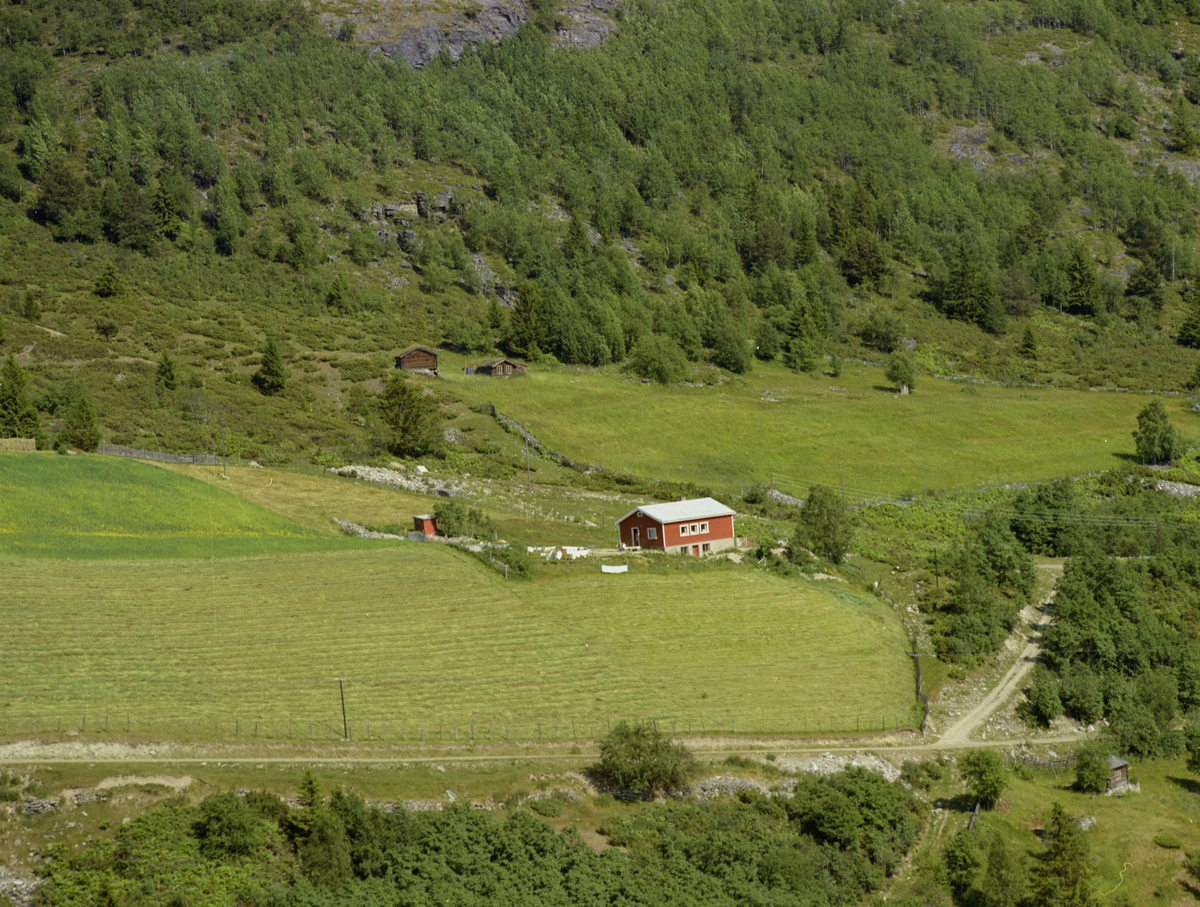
xmin=39 ymin=771 xmax=922 ymax=907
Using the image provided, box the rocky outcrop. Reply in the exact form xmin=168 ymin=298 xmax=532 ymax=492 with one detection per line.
xmin=331 ymin=0 xmax=619 ymax=70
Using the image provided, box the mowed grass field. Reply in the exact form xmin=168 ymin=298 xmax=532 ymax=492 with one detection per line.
xmin=0 ymin=453 xmax=396 ymax=558
xmin=0 ymin=544 xmax=914 ymax=738
xmin=439 ymin=354 xmax=1169 ymax=495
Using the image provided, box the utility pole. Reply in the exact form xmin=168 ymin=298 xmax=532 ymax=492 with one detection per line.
xmin=336 ymin=678 xmax=348 ymax=739
xmin=221 ymin=417 xmax=227 ymax=478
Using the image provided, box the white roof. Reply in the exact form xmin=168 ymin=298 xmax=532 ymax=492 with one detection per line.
xmin=616 ymin=497 xmax=736 ymax=526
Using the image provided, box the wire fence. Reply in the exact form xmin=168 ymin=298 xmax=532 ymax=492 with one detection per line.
xmin=0 ymin=709 xmax=927 ymax=743
xmin=97 ymin=444 xmax=231 ymax=467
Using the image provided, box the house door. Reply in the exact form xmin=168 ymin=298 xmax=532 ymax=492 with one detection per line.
xmin=632 ymin=527 xmax=640 ymax=547
xmin=692 ymin=545 xmax=700 ymax=556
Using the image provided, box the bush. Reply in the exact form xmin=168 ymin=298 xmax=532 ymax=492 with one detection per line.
xmin=529 ymin=795 xmax=565 ymax=817
xmin=245 ymin=790 xmax=290 ymax=823
xmin=434 ymin=500 xmax=497 ymax=539
xmin=792 ymin=484 xmax=854 ymax=565
xmin=885 ymin=352 xmax=917 ymax=391
xmin=1073 ymin=742 xmax=1110 ymax=794
xmin=1153 ymin=833 xmax=1181 ymax=849
xmin=626 ymin=334 xmax=687 ymax=384
xmin=960 ymin=749 xmax=1008 ymax=808
xmin=590 ymin=721 xmax=696 ymax=793
xmin=0 ymin=789 xmax=18 ymax=802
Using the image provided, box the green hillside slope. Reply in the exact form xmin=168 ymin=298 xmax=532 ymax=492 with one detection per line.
xmin=0 ymin=452 xmax=392 ymax=557
xmin=1 ymin=0 xmax=1199 ymax=469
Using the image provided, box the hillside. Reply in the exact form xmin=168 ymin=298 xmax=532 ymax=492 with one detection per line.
xmin=0 ymin=452 xmax=395 ymax=557
xmin=1 ymin=0 xmax=1200 ymax=470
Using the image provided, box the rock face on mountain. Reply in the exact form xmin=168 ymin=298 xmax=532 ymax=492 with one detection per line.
xmin=330 ymin=0 xmax=618 ymax=70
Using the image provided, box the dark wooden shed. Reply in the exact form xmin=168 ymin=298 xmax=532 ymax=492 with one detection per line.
xmin=395 ymin=345 xmax=439 ymax=375
xmin=463 ymin=357 xmax=527 ymax=377
xmin=1107 ymin=756 xmax=1129 ymax=790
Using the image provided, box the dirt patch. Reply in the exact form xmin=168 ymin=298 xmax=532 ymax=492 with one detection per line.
xmin=0 ymin=740 xmax=175 ymax=760
xmin=95 ymin=774 xmax=192 ymax=792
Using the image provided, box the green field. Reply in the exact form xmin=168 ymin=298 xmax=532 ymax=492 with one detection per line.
xmin=0 ymin=544 xmax=914 ymax=738
xmin=439 ymin=355 xmax=1170 ymax=496
xmin=0 ymin=453 xmax=397 ymax=558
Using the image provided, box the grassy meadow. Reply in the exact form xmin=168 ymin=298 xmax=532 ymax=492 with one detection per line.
xmin=439 ymin=354 xmax=1173 ymax=496
xmin=0 ymin=453 xmax=397 ymax=558
xmin=911 ymin=757 xmax=1200 ymax=906
xmin=0 ymin=544 xmax=914 ymax=739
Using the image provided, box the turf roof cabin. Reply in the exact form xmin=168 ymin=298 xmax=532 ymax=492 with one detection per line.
xmin=617 ymin=497 xmax=737 ymax=555
xmin=463 ymin=358 xmax=527 ymax=377
xmin=395 ymin=345 xmax=439 ymax=376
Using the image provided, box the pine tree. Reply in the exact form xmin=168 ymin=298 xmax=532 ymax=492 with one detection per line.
xmin=379 ymin=375 xmax=443 ymax=458
xmin=157 ymin=351 xmax=177 ymax=391
xmin=0 ymin=356 xmax=45 ymax=446
xmin=94 ymin=261 xmax=124 ymax=298
xmin=1028 ymin=802 xmax=1097 ymax=907
xmin=506 ymin=282 xmax=543 ymax=359
xmin=1018 ymin=325 xmax=1038 ymax=359
xmin=212 ymin=174 xmax=241 ymax=256
xmin=486 ymin=297 xmax=505 ymax=331
xmin=795 ymin=209 xmax=818 ymax=266
xmin=1065 ymin=241 xmax=1101 ymax=314
xmin=827 ymin=182 xmax=851 ymax=250
xmin=152 ymin=178 xmax=182 ymax=241
xmin=1188 ymin=357 xmax=1200 ymax=391
xmin=941 ymin=244 xmax=983 ymax=324
xmin=252 ymin=339 xmax=289 ymax=396
xmin=326 ymin=274 xmax=351 ymax=313
xmin=1179 ymin=284 xmax=1200 ymax=348
xmin=59 ymin=394 xmax=100 ymax=452
xmin=784 ymin=296 xmax=824 ymax=371
xmin=564 ymin=211 xmax=591 ymax=261
xmin=979 ymin=833 xmax=1028 ymax=907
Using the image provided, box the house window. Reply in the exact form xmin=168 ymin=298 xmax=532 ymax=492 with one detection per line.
xmin=702 ymin=543 xmax=711 ymax=553
xmin=647 ymin=527 xmax=657 ymax=540
xmin=506 ymin=365 xmax=511 ymax=374
xmin=681 ymin=546 xmax=688 ymax=554
xmin=690 ymin=523 xmax=699 ymax=534
xmin=680 ymin=524 xmax=688 ymax=536
xmin=700 ymin=522 xmax=708 ymax=533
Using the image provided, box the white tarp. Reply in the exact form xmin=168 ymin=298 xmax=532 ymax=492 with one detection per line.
xmin=601 ymin=565 xmax=628 ymax=574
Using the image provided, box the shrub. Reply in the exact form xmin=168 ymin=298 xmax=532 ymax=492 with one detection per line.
xmin=0 ymin=789 xmax=18 ymax=802
xmin=1073 ymin=742 xmax=1110 ymax=794
xmin=590 ymin=721 xmax=696 ymax=793
xmin=245 ymin=790 xmax=290 ymax=823
xmin=960 ymin=749 xmax=1008 ymax=808
xmin=1153 ymin=833 xmax=1181 ymax=849
xmin=885 ymin=352 xmax=917 ymax=391
xmin=529 ymin=795 xmax=565 ymax=817
xmin=626 ymin=333 xmax=687 ymax=384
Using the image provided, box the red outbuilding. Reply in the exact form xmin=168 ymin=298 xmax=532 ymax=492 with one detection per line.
xmin=615 ymin=497 xmax=737 ymax=555
xmin=413 ymin=514 xmax=437 ymax=536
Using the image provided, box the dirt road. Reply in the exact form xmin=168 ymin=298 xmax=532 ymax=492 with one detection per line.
xmin=934 ymin=567 xmax=1059 ymax=748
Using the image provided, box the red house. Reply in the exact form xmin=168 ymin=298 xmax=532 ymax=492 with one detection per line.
xmin=616 ymin=497 xmax=737 ymax=555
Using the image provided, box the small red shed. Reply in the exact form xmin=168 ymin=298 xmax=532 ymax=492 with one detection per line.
xmin=616 ymin=497 xmax=737 ymax=555
xmin=413 ymin=514 xmax=437 ymax=536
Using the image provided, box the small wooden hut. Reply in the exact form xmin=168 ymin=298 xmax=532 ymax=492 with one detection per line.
xmin=395 ymin=345 xmax=439 ymax=375
xmin=463 ymin=357 xmax=527 ymax=377
xmin=1106 ymin=756 xmax=1129 ymax=790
